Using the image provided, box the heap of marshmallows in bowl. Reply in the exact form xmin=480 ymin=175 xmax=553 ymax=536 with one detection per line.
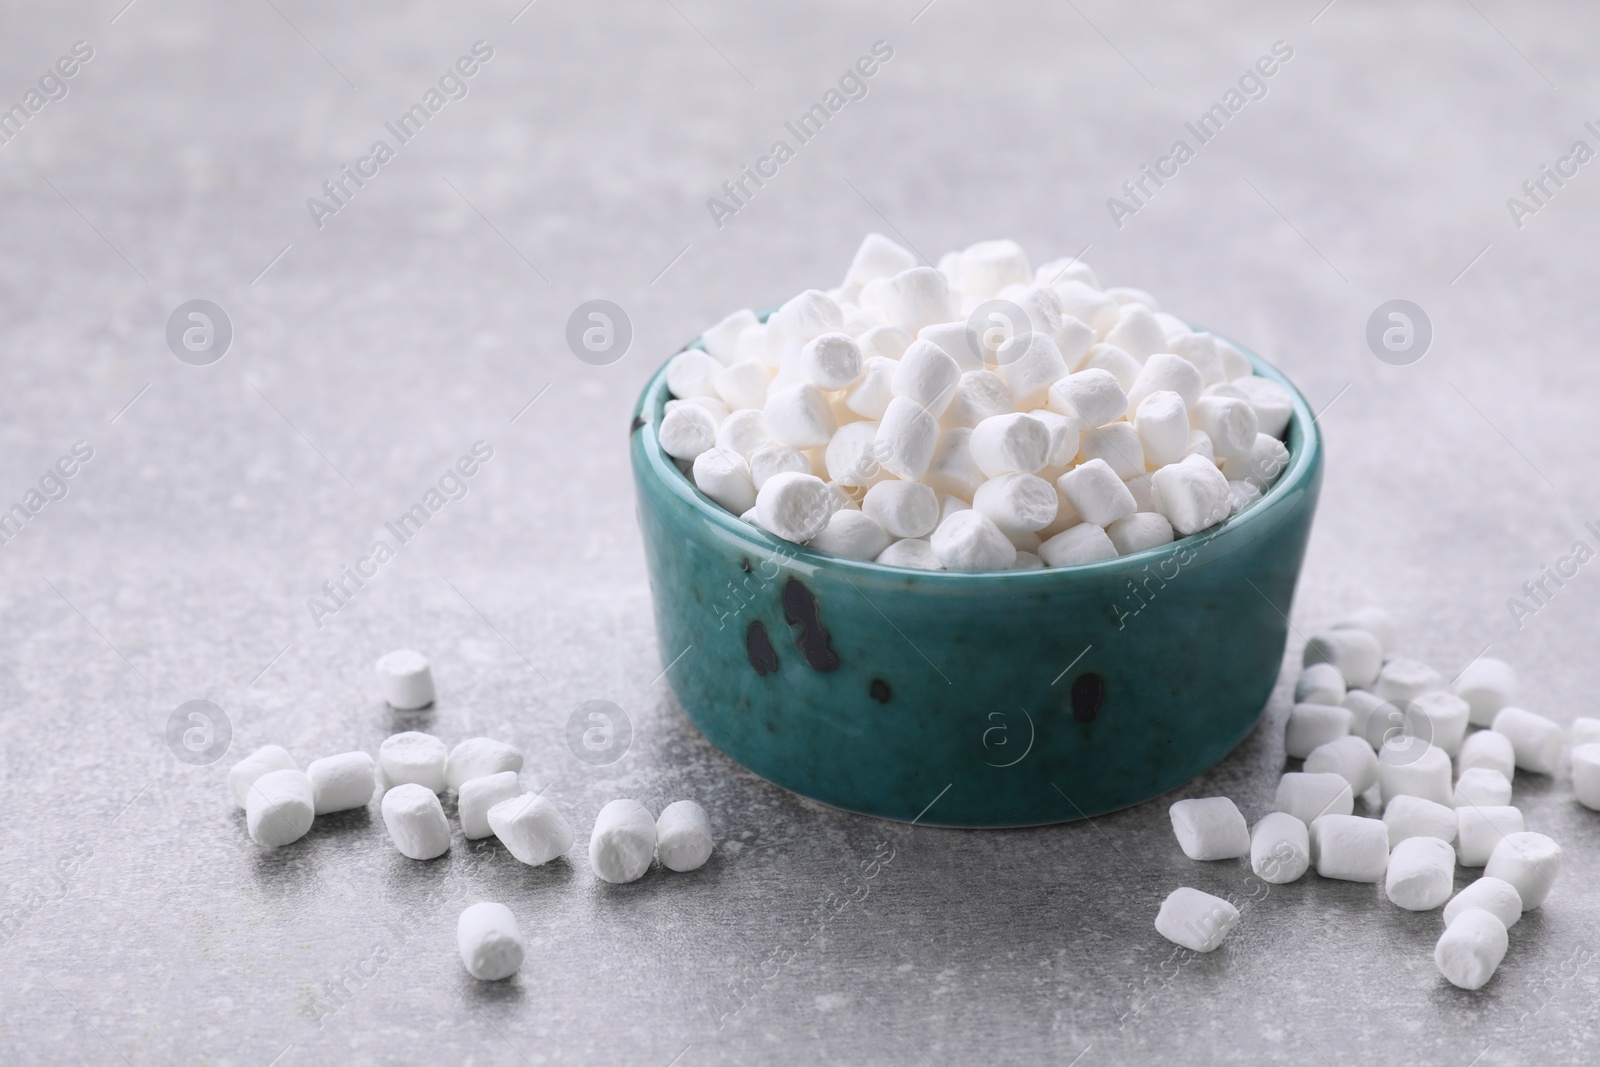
xmin=659 ymin=235 xmax=1293 ymax=571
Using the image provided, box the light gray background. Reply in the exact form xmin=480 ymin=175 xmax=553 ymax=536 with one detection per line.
xmin=2 ymin=1 xmax=1598 ymax=1064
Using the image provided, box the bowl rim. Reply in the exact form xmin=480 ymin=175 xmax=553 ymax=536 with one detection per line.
xmin=632 ymin=315 xmax=1321 ymax=582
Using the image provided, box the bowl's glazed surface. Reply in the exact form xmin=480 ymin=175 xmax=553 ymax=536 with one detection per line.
xmin=631 ymin=327 xmax=1321 ymax=826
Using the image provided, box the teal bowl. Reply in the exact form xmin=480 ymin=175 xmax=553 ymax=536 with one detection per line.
xmin=631 ymin=323 xmax=1321 ymax=827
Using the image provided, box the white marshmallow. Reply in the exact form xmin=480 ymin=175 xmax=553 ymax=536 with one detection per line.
xmin=306 ymin=752 xmax=376 ymax=815
xmin=1405 ymin=692 xmax=1470 ymax=758
xmin=1037 ymin=259 xmax=1100 ymax=290
xmin=1011 ymin=551 xmax=1044 ymax=570
xmin=1104 ymin=304 xmax=1167 ymax=359
xmin=1226 ymin=375 xmax=1293 ymax=438
xmin=1127 ymin=353 xmax=1203 ymax=414
xmin=489 ymin=792 xmax=574 ymax=866
xmin=693 ymin=448 xmax=758 ymax=514
xmin=246 ymin=769 xmax=315 ymax=848
xmin=1212 ymin=337 xmax=1253 ymax=380
xmin=737 ymin=322 xmax=771 ymax=366
xmin=764 ymin=383 xmax=836 ymax=449
xmin=860 ymin=325 xmax=913 ymax=362
xmin=1123 ymin=472 xmax=1157 ymax=513
xmin=445 ymin=738 xmax=524 ymax=792
xmin=875 ymin=267 xmax=956 ymax=335
xmin=1491 ymin=706 xmax=1562 ymax=774
xmin=1151 ymin=454 xmax=1230 ymax=536
xmin=1484 ymin=831 xmax=1560 ymax=909
xmin=1453 ymin=768 xmax=1512 ymax=809
xmin=1328 ymin=606 xmax=1399 ymax=655
xmin=715 ymin=409 xmax=770 ymax=459
xmin=1134 ymin=390 xmax=1189 ymax=468
xmin=1386 ymin=836 xmax=1456 ymax=911
xmin=875 ymin=537 xmax=943 ymax=570
xmin=845 ymin=233 xmax=917 ymax=288
xmin=229 ymin=745 xmax=296 ymax=809
xmin=809 ymin=509 xmax=890 ymax=561
xmin=1049 ymin=316 xmax=1097 ymax=368
xmin=1078 ymin=423 xmax=1145 ymax=481
xmin=772 ymin=289 xmax=843 ymax=343
xmin=916 ymin=321 xmax=986 ymax=372
xmin=1345 ymin=690 xmax=1401 ymax=751
xmin=755 ymin=472 xmax=834 ymax=542
xmin=1039 ymin=523 xmax=1117 ymax=566
xmin=825 ymin=421 xmax=888 ymax=488
xmin=1190 ymin=395 xmax=1260 ymax=459
xmin=862 ymin=480 xmax=938 ymax=538
xmin=1570 ymin=716 xmax=1600 ymax=748
xmin=658 ymin=400 xmax=719 ymax=460
xmin=1081 ymin=343 xmax=1141 ymax=389
xmin=1250 ymin=812 xmax=1311 ymax=884
xmin=1444 ymin=877 xmax=1522 ymax=930
xmin=925 ymin=428 xmax=986 ymax=498
xmin=1378 ymin=738 xmax=1453 ymax=807
xmin=379 ymin=732 xmax=447 ymax=794
xmin=459 ymin=771 xmax=522 ymax=840
xmin=845 ymin=356 xmax=898 ymax=420
xmin=1226 ymin=481 xmax=1261 ymax=516
xmin=457 ymin=902 xmax=524 ymax=981
xmin=1384 ymin=795 xmax=1458 ymax=848
xmin=1302 ymin=629 xmax=1383 ymax=689
xmin=1458 ymin=728 xmax=1516 ymax=780
xmin=1106 ymin=512 xmax=1173 ymax=555
xmin=381 ymin=783 xmax=451 ymax=860
xmin=973 ymin=473 xmax=1058 ymax=536
xmin=1047 ymin=368 xmax=1127 ymax=428
xmin=931 ymin=510 xmax=1016 ymax=571
xmin=1309 ymin=814 xmax=1389 ymax=882
xmin=941 ymin=371 xmax=1015 ymax=429
xmin=749 ymin=445 xmax=811 ymax=490
xmin=656 ymin=800 xmax=714 ymax=872
xmin=875 ymin=396 xmax=941 ymax=480
xmin=1434 ymin=910 xmax=1508 ymax=990
xmin=1056 ymin=458 xmax=1136 ymax=527
xmin=1375 ymin=657 xmax=1445 ymax=706
xmin=1168 ymin=797 xmax=1250 ymax=860
xmin=713 ymin=359 xmax=771 ymax=411
xmin=1106 ymin=287 xmax=1159 ymax=310
xmin=376 ymin=649 xmax=436 ymax=710
xmin=1185 ymin=430 xmax=1215 ymax=463
xmin=702 ymin=308 xmax=759 ymax=365
xmin=1456 ymin=806 xmax=1524 ymax=867
xmin=969 ymin=413 xmax=1049 ymax=476
xmin=1167 ymin=331 xmax=1226 ymax=385
xmin=1219 ymin=433 xmax=1291 ymax=491
xmin=590 ymin=799 xmax=657 ymax=884
xmin=1573 ymin=742 xmax=1600 ymax=810
xmin=1154 ymin=887 xmax=1240 ymax=953
xmin=957 ymin=239 xmax=1031 ymax=298
xmin=681 ymin=396 xmax=729 ymax=422
xmin=666 ymin=349 xmax=722 ymax=398
xmin=995 ymin=332 xmax=1068 ymax=408
xmin=1296 ymin=663 xmax=1347 ymax=706
xmin=1052 ymin=281 xmax=1119 ymax=336
xmin=1286 ymin=702 xmax=1354 ymax=759
xmin=1028 ymin=409 xmax=1081 ymax=469
xmin=798 ymin=332 xmax=862 ymax=390
xmin=1304 ymin=735 xmax=1379 ymax=795
xmin=1274 ymin=772 xmax=1354 ymax=825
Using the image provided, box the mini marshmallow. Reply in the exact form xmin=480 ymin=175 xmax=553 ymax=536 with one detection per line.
xmin=1492 ymin=706 xmax=1562 ymax=774
xmin=1105 ymin=304 xmax=1168 ymax=360
xmin=488 ymin=793 xmax=575 ymax=866
xmin=1345 ymin=690 xmax=1402 ymax=751
xmin=1386 ymin=836 xmax=1456 ymax=911
xmin=771 ymin=289 xmax=843 ymax=343
xmin=1106 ymin=287 xmax=1158 ymax=309
xmin=656 ymin=800 xmax=714 ymax=872
xmin=969 ymin=413 xmax=1049 ymax=476
xmin=1453 ymin=767 xmax=1513 ymax=809
xmin=1168 ymin=797 xmax=1250 ymax=860
xmin=1053 ymin=282 xmax=1120 ymax=335
xmin=1405 ymin=691 xmax=1470 ymax=758
xmin=1444 ymin=877 xmax=1523 ymax=930
xmin=715 ymin=409 xmax=770 ymax=458
xmin=1213 ymin=337 xmax=1254 ymax=380
xmin=1167 ymin=331 xmax=1225 ymax=384
xmin=306 ymin=752 xmax=376 ymax=815
xmin=809 ymin=509 xmax=890 ymax=561
xmin=246 ymin=769 xmax=315 ymax=848
xmin=1484 ymin=831 xmax=1561 ymax=908
xmin=382 ymin=783 xmax=451 ymax=860
xmin=1296 ymin=663 xmax=1347 ymax=706
xmin=1286 ymin=703 xmax=1354 ymax=759
xmin=1078 ymin=423 xmax=1145 ymax=481
xmin=941 ymin=370 xmax=1015 ymax=429
xmin=1226 ymin=481 xmax=1261 ymax=516
xmin=1571 ymin=716 xmax=1600 ymax=748
xmin=1329 ymin=607 xmax=1398 ymax=654
xmin=379 ymin=731 xmax=448 ymax=794
xmin=1151 ymin=454 xmax=1230 ymax=536
xmin=1572 ymin=743 xmax=1600 ymax=810
xmin=1081 ymin=343 xmax=1141 ymax=389
xmin=892 ymin=340 xmax=962 ymax=417
xmin=1304 ymin=736 xmax=1379 ymax=795
xmin=1222 ymin=375 xmax=1293 ymax=438
xmin=680 ymin=395 xmax=729 ymax=421
xmin=1453 ymin=657 xmax=1517 ymax=727
xmin=693 ymin=448 xmax=757 ymax=514
xmin=1458 ymin=729 xmax=1516 ymax=780
xmin=376 ymin=650 xmax=436 ymax=710
xmin=1185 ymin=431 xmax=1215 ymax=463
xmin=1310 ymin=814 xmax=1389 ymax=882
xmin=764 ymin=383 xmax=836 ymax=449
xmin=1124 ymin=472 xmax=1157 ymax=513
xmin=701 ymin=308 xmax=759 ymax=365
xmin=1012 ymin=551 xmax=1044 ymax=570
xmin=1218 ymin=433 xmax=1290 ymax=492
xmin=1037 ymin=259 xmax=1100 ymax=291
xmin=875 ymin=396 xmax=940 ymax=480
xmin=845 ymin=233 xmax=918 ymax=288
xmin=1190 ymin=394 xmax=1259 ymax=460
xmin=1039 ymin=523 xmax=1117 ymax=567
xmin=1106 ymin=512 xmax=1173 ymax=555
xmin=1375 ymin=657 xmax=1444 ymax=706
xmin=229 ymin=745 xmax=296 ymax=809
xmin=1049 ymin=315 xmax=1097 ymax=368
xmin=459 ymin=771 xmax=522 ymax=840
xmin=875 ymin=537 xmax=943 ymax=570
xmin=445 ymin=738 xmax=524 ymax=792
xmin=755 ymin=472 xmax=834 ymax=542
xmin=590 ymin=799 xmax=657 ymax=884
xmin=457 ymin=902 xmax=524 ymax=981
xmin=919 ymin=322 xmax=987 ymax=372
xmin=658 ymin=400 xmax=719 ymax=460
xmin=995 ymin=332 xmax=1068 ymax=408
xmin=749 ymin=445 xmax=810 ymax=490
xmin=973 ymin=473 xmax=1058 ymax=536
xmin=1047 ymin=368 xmax=1127 ymax=428
xmin=860 ymin=325 xmax=914 ymax=363
xmin=925 ymin=429 xmax=986 ymax=499
xmin=1274 ymin=772 xmax=1354 ymax=825
xmin=1250 ymin=812 xmax=1310 ymax=884
xmin=1302 ymin=629 xmax=1383 ymax=690
xmin=1057 ymin=458 xmax=1136 ymax=527
xmin=843 ymin=356 xmax=897 ymax=421
xmin=825 ymin=421 xmax=887 ymax=487
xmin=1435 ymin=910 xmax=1508 ymax=990
xmin=1154 ymin=887 xmax=1240 ymax=953
xmin=1134 ymin=390 xmax=1190 ymax=468
xmin=666 ymin=349 xmax=722 ymax=398
xmin=1127 ymin=353 xmax=1203 ymax=413
xmin=957 ymin=239 xmax=1031 ymax=298
xmin=931 ymin=510 xmax=1016 ymax=571
xmin=1455 ymin=806 xmax=1524 ymax=867
xmin=1378 ymin=738 xmax=1453 ymax=807
xmin=1028 ymin=409 xmax=1081 ymax=470
xmin=1384 ymin=795 xmax=1458 ymax=848
xmin=862 ymin=480 xmax=939 ymax=538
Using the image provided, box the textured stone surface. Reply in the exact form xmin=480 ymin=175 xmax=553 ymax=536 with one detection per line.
xmin=2 ymin=1 xmax=1599 ymax=1064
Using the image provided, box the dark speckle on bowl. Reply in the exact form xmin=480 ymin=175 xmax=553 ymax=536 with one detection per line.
xmin=1071 ymin=672 xmax=1104 ymax=723
xmin=630 ymin=414 xmax=645 ymax=434
xmin=746 ymin=621 xmax=779 ymax=676
xmin=782 ymin=577 xmax=839 ymax=672
xmin=869 ymin=678 xmax=891 ymax=703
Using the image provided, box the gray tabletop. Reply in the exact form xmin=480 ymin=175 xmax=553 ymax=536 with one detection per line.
xmin=4 ymin=1 xmax=1599 ymax=1064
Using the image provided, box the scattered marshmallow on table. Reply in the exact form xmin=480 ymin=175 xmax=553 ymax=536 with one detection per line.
xmin=1304 ymin=736 xmax=1379 ymax=796
xmin=306 ymin=752 xmax=376 ymax=815
xmin=1295 ymin=663 xmax=1347 ymax=706
xmin=457 ymin=902 xmax=525 ymax=982
xmin=1345 ymin=690 xmax=1401 ymax=752
xmin=656 ymin=800 xmax=715 ymax=872
xmin=1435 ymin=910 xmax=1508 ymax=990
xmin=1329 ymin=607 xmax=1398 ymax=655
xmin=1302 ymin=629 xmax=1382 ymax=689
xmin=1374 ymin=657 xmax=1445 ymax=706
xmin=1483 ymin=831 xmax=1561 ymax=908
xmin=245 ymin=770 xmax=315 ymax=848
xmin=381 ymin=783 xmax=451 ymax=860
xmin=1458 ymin=730 xmax=1516 ymax=780
xmin=376 ymin=649 xmax=436 ymax=710
xmin=1572 ymin=743 xmax=1600 ymax=810
xmin=1168 ymin=797 xmax=1250 ymax=860
xmin=379 ymin=731 xmax=448 ymax=794
xmin=1455 ymin=806 xmax=1525 ymax=867
xmin=1453 ymin=768 xmax=1513 ymax=809
xmin=1250 ymin=812 xmax=1310 ymax=884
xmin=1445 ymin=878 xmax=1523 ymax=930
xmin=1453 ymin=657 xmax=1518 ymax=728
xmin=1377 ymin=738 xmax=1453 ymax=807
xmin=1571 ymin=717 xmax=1600 ymax=749
xmin=1383 ymin=795 xmax=1458 ymax=848
xmin=1309 ymin=814 xmax=1390 ymax=882
xmin=1491 ymin=706 xmax=1563 ymax=774
xmin=1155 ymin=887 xmax=1240 ymax=953
xmin=1386 ymin=837 xmax=1456 ymax=911
xmin=589 ymin=799 xmax=658 ymax=884
xmin=228 ymin=745 xmax=296 ymax=809
xmin=445 ymin=738 xmax=524 ymax=792
xmin=1285 ymin=702 xmax=1353 ymax=760
xmin=488 ymin=793 xmax=575 ymax=866
xmin=1274 ymin=772 xmax=1354 ymax=826
xmin=1404 ymin=692 xmax=1470 ymax=758
xmin=459 ymin=771 xmax=523 ymax=840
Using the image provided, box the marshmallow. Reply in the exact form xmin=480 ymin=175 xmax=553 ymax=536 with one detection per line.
xmin=1185 ymin=430 xmax=1215 ymax=463
xmin=379 ymin=732 xmax=448 ymax=794
xmin=825 ymin=421 xmax=887 ymax=488
xmin=809 ymin=509 xmax=890 ymax=561
xmin=1384 ymin=795 xmax=1458 ymax=848
xmin=715 ymin=409 xmax=771 ymax=458
xmin=845 ymin=233 xmax=918 ymax=288
xmin=1218 ymin=433 xmax=1290 ymax=492
xmin=772 ymin=290 xmax=843 ymax=346
xmin=1053 ymin=282 xmax=1119 ymax=335
xmin=1458 ymin=729 xmax=1516 ymax=780
xmin=590 ymin=799 xmax=657 ymax=884
xmin=1107 ymin=287 xmax=1159 ymax=310
xmin=1039 ymin=523 xmax=1117 ymax=566
xmin=1081 ymin=343 xmax=1141 ymax=389
xmin=1047 ymin=368 xmax=1127 ymax=428
xmin=1456 ymin=806 xmax=1524 ymax=867
xmin=1573 ymin=743 xmax=1600 ymax=810
xmin=869 ymin=267 xmax=957 ymax=335
xmin=1134 ymin=390 xmax=1190 ymax=468
xmin=1329 ymin=607 xmax=1398 ymax=655
xmin=862 ymin=480 xmax=939 ymax=538
xmin=459 ymin=771 xmax=522 ymax=840
xmin=1302 ymin=629 xmax=1383 ymax=689
xmin=969 ymin=413 xmax=1049 ymax=476
xmin=488 ymin=793 xmax=574 ymax=866
xmin=1375 ymin=657 xmax=1445 ymax=706
xmin=246 ymin=769 xmax=315 ymax=848
xmin=680 ymin=395 xmax=729 ymax=421
xmin=1056 ymin=458 xmax=1136 ymax=527
xmin=1151 ymin=454 xmax=1230 ymax=536
xmin=1453 ymin=768 xmax=1512 ymax=809
xmin=1226 ymin=481 xmax=1261 ymax=516
xmin=306 ymin=752 xmax=376 ymax=815
xmin=693 ymin=448 xmax=758 ymax=514
xmin=381 ymin=783 xmax=451 ymax=860
xmin=845 ymin=356 xmax=898 ymax=419
xmin=892 ymin=340 xmax=962 ymax=416
xmin=1378 ymin=738 xmax=1453 ymax=807
xmin=1310 ymin=815 xmax=1389 ymax=882
xmin=1168 ymin=797 xmax=1250 ymax=860
xmin=1275 ymin=772 xmax=1354 ymax=825
xmin=875 ymin=396 xmax=941 ymax=480
xmin=1286 ymin=702 xmax=1354 ymax=759
xmin=942 ymin=371 xmax=1016 ymax=429
xmin=749 ymin=445 xmax=811 ymax=490
xmin=918 ymin=322 xmax=987 ymax=372
xmin=1491 ymin=706 xmax=1562 ymax=774
xmin=1386 ymin=836 xmax=1456 ymax=911
xmin=376 ymin=649 xmax=436 ymax=710
xmin=658 ymin=400 xmax=719 ymax=460
xmin=957 ymin=239 xmax=1031 ymax=298
xmin=1451 ymin=658 xmax=1517 ymax=727
xmin=1190 ymin=395 xmax=1259 ymax=459
xmin=445 ymin=738 xmax=524 ymax=792
xmin=1484 ymin=831 xmax=1561 ymax=908
xmin=755 ymin=472 xmax=834 ymax=542
xmin=973 ymin=473 xmax=1057 ymax=535
xmin=1049 ymin=315 xmax=1097 ymax=368
xmin=875 ymin=537 xmax=943 ymax=570
xmin=1079 ymin=423 xmax=1145 ymax=481
xmin=764 ymin=383 xmax=836 ymax=449
xmin=1154 ymin=887 xmax=1240 ymax=953
xmin=457 ymin=902 xmax=524 ymax=981
xmin=925 ymin=428 xmax=986 ymax=498
xmin=1345 ymin=689 xmax=1402 ymax=751
xmin=1444 ymin=877 xmax=1522 ymax=930
xmin=1405 ymin=692 xmax=1470 ymax=758
xmin=1296 ymin=663 xmax=1347 ymax=706
xmin=702 ymin=308 xmax=759 ymax=365
xmin=1250 ymin=812 xmax=1311 ymax=884
xmin=931 ymin=510 xmax=1016 ymax=571
xmin=1304 ymin=735 xmax=1379 ymax=795
xmin=1124 ymin=472 xmax=1157 ymax=513
xmin=1434 ymin=910 xmax=1508 ymax=990
xmin=1213 ymin=337 xmax=1254 ymax=380
xmin=995 ymin=332 xmax=1068 ymax=408
xmin=1037 ymin=259 xmax=1100 ymax=290
xmin=1127 ymin=353 xmax=1203 ymax=414
xmin=1224 ymin=375 xmax=1293 ymax=438
xmin=1029 ymin=409 xmax=1081 ymax=470
xmin=1105 ymin=304 xmax=1167 ymax=360
xmin=1571 ymin=716 xmax=1600 ymax=748
xmin=1012 ymin=551 xmax=1043 ymax=569
xmin=666 ymin=349 xmax=721 ymax=398
xmin=229 ymin=745 xmax=296 ymax=809
xmin=656 ymin=800 xmax=714 ymax=872
xmin=1106 ymin=512 xmax=1173 ymax=555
